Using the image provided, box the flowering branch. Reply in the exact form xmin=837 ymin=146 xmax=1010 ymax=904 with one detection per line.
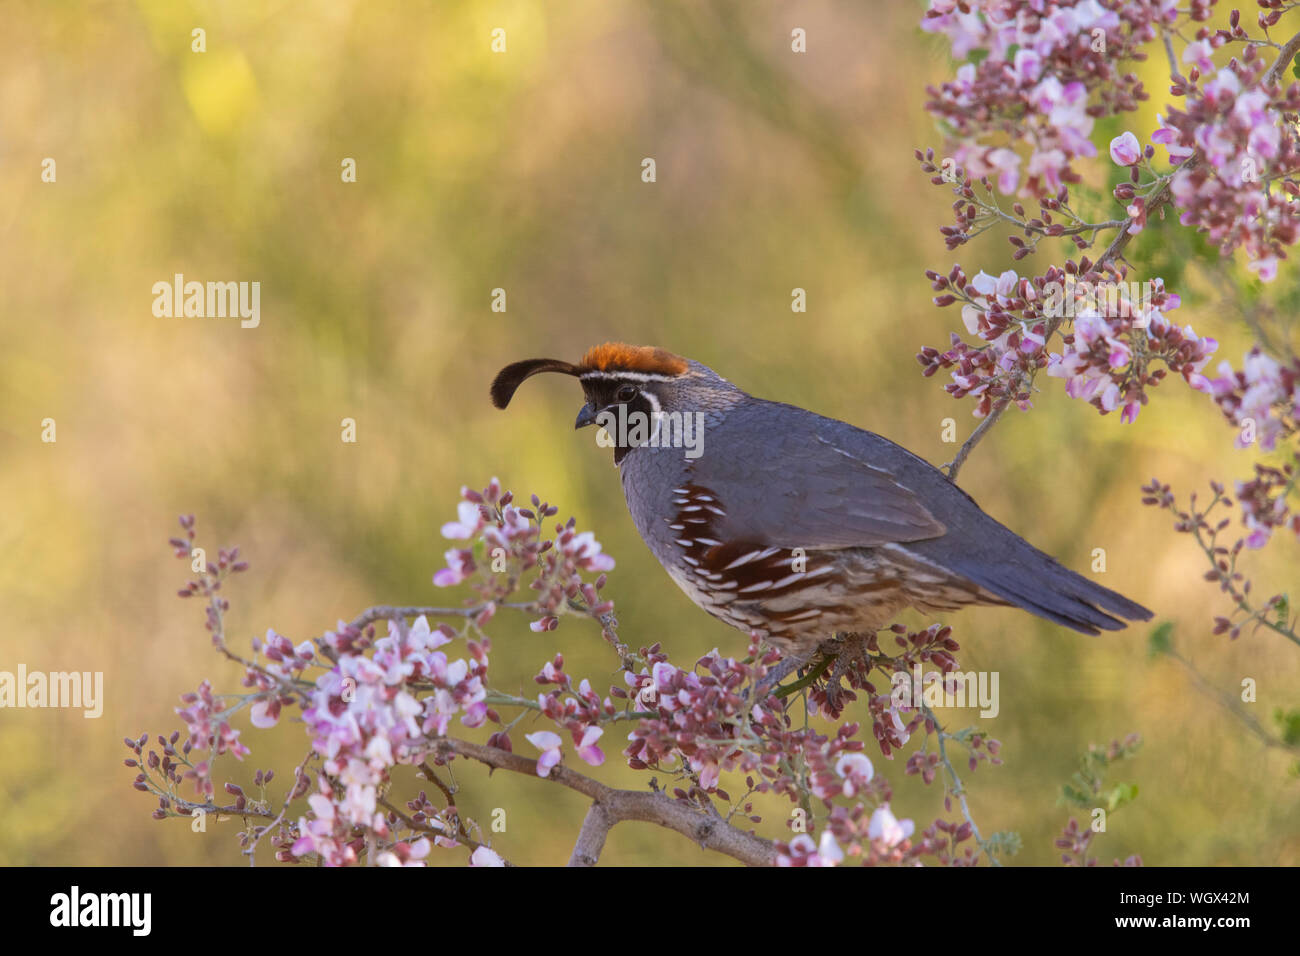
xmin=432 ymin=737 xmax=776 ymax=866
xmin=1262 ymin=30 xmax=1300 ymax=85
xmin=1152 ymin=632 xmax=1300 ymax=755
xmin=1143 ymin=475 xmax=1300 ymax=649
xmin=920 ymin=5 xmax=1300 ymax=477
xmin=138 ymin=484 xmax=1026 ymax=868
xmin=1055 ymin=735 xmax=1143 ymax=867
xmin=923 ymin=704 xmax=1005 ymax=866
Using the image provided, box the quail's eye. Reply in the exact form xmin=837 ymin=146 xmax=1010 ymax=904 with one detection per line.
xmin=615 ymin=385 xmax=638 ymax=403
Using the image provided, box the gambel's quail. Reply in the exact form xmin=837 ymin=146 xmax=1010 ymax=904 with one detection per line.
xmin=491 ymin=342 xmax=1152 ymax=657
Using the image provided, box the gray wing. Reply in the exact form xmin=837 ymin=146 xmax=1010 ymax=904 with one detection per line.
xmin=691 ymin=399 xmax=947 ymax=549
xmin=691 ymin=398 xmax=1153 ymax=634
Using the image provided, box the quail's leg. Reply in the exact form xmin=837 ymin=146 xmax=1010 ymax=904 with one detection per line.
xmin=753 ymin=652 xmax=808 ymax=699
xmin=757 ymin=633 xmax=875 ymax=711
xmin=756 ymin=635 xmax=842 ymax=700
xmin=822 ymin=634 xmax=872 ymax=713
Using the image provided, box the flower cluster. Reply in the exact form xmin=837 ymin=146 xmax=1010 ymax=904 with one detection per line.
xmin=132 ymin=487 xmax=1063 ymax=867
xmin=918 ymin=259 xmax=1210 ymax=422
xmin=527 ymin=652 xmax=615 ymax=774
xmin=1159 ymin=50 xmax=1300 ymax=280
xmin=1055 ymin=817 xmax=1142 ymax=866
xmin=134 ymin=488 xmax=628 ymax=866
xmin=918 ymin=265 xmax=1055 ymax=417
xmin=918 ymin=4 xmax=1300 ymax=446
xmin=777 ymin=804 xmax=921 ymax=867
xmin=921 ymin=0 xmax=1198 ymax=199
xmin=620 ymin=638 xmax=905 ymax=820
xmin=291 ymin=615 xmax=488 ymax=863
xmin=613 ymin=631 xmax=1008 ymax=866
xmin=1044 ymin=276 xmax=1214 ymax=423
xmin=434 ymin=479 xmax=615 ymax=633
xmin=244 ymin=629 xmax=315 ymax=728
xmin=1142 ymin=475 xmax=1295 ymax=640
xmin=1200 ymin=347 xmax=1300 ymax=450
xmin=622 ymin=639 xmax=784 ymax=793
xmin=1234 ymin=456 xmax=1300 ymax=547
xmin=174 ymin=679 xmax=251 ymax=799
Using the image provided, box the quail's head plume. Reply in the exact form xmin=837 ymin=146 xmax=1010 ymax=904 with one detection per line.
xmin=492 ymin=342 xmax=1152 ymax=658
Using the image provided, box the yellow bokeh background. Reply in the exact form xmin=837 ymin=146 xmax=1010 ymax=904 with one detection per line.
xmin=1 ymin=0 xmax=1297 ymax=865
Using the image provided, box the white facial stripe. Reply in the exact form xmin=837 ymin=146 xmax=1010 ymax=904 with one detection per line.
xmin=642 ymin=389 xmax=664 ymax=444
xmin=578 ymin=370 xmax=676 ymax=383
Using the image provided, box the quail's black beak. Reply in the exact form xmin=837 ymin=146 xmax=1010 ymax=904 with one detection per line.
xmin=575 ymin=402 xmax=598 ymax=429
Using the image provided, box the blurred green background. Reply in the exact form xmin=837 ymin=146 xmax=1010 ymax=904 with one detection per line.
xmin=2 ymin=0 xmax=1298 ymax=866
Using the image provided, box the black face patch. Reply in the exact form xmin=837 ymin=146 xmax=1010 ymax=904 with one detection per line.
xmin=581 ymin=379 xmax=659 ymax=464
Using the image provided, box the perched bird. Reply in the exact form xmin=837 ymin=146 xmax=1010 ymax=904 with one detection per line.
xmin=491 ymin=342 xmax=1152 ymax=658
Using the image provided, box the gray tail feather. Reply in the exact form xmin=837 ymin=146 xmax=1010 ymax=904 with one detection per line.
xmin=909 ymin=534 xmax=1153 ymax=636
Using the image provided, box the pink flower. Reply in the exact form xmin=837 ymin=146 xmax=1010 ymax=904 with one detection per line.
xmin=1203 ymin=68 xmax=1240 ymax=103
xmin=1152 ymin=119 xmax=1194 ymax=161
xmin=1125 ymin=199 xmax=1146 ymax=235
xmin=1012 ymin=48 xmax=1042 ymax=83
xmin=969 ymin=271 xmax=998 ymax=296
xmin=887 ymin=706 xmax=912 ymax=746
xmin=1109 ymin=131 xmax=1141 ymax=166
xmin=470 ymin=846 xmax=506 ymax=867
xmin=835 ymin=752 xmax=874 ymax=797
xmin=1027 ymin=148 xmax=1067 ymax=195
xmin=986 ymin=147 xmax=1021 ymax=193
xmin=1245 ymin=528 xmax=1271 ymax=549
xmin=433 ymin=549 xmax=473 ymax=587
xmin=920 ymin=3 xmax=987 ymax=60
xmin=1248 ymin=257 xmax=1278 ymax=282
xmin=249 ymin=698 xmax=281 ymax=729
xmin=778 ymin=831 xmax=845 ymax=867
xmin=567 ymin=531 xmax=615 ymax=572
xmin=576 ymin=725 xmax=605 ymax=766
xmin=777 ymin=834 xmax=818 ymax=867
xmin=1182 ymin=39 xmax=1214 ymax=73
xmin=868 ymin=805 xmax=915 ymax=848
xmin=525 ymin=730 xmax=563 ymax=777
xmin=377 ymin=838 xmax=432 ymax=867
xmin=652 ymin=661 xmax=677 ymax=692
xmin=697 ymin=761 xmax=720 ymax=791
xmin=816 ymin=830 xmax=845 ymax=866
xmin=441 ymin=500 xmax=485 ymax=539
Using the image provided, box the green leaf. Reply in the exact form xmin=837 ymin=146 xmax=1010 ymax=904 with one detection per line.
xmin=1107 ymin=782 xmax=1139 ymax=812
xmin=1060 ymin=783 xmax=1090 ymax=809
xmin=1147 ymin=620 xmax=1175 ymax=658
xmin=985 ymin=830 xmax=1023 ymax=857
xmin=1274 ymin=707 xmax=1300 ymax=747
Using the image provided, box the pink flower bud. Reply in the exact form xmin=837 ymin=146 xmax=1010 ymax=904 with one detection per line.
xmin=1109 ymin=132 xmax=1141 ymax=166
